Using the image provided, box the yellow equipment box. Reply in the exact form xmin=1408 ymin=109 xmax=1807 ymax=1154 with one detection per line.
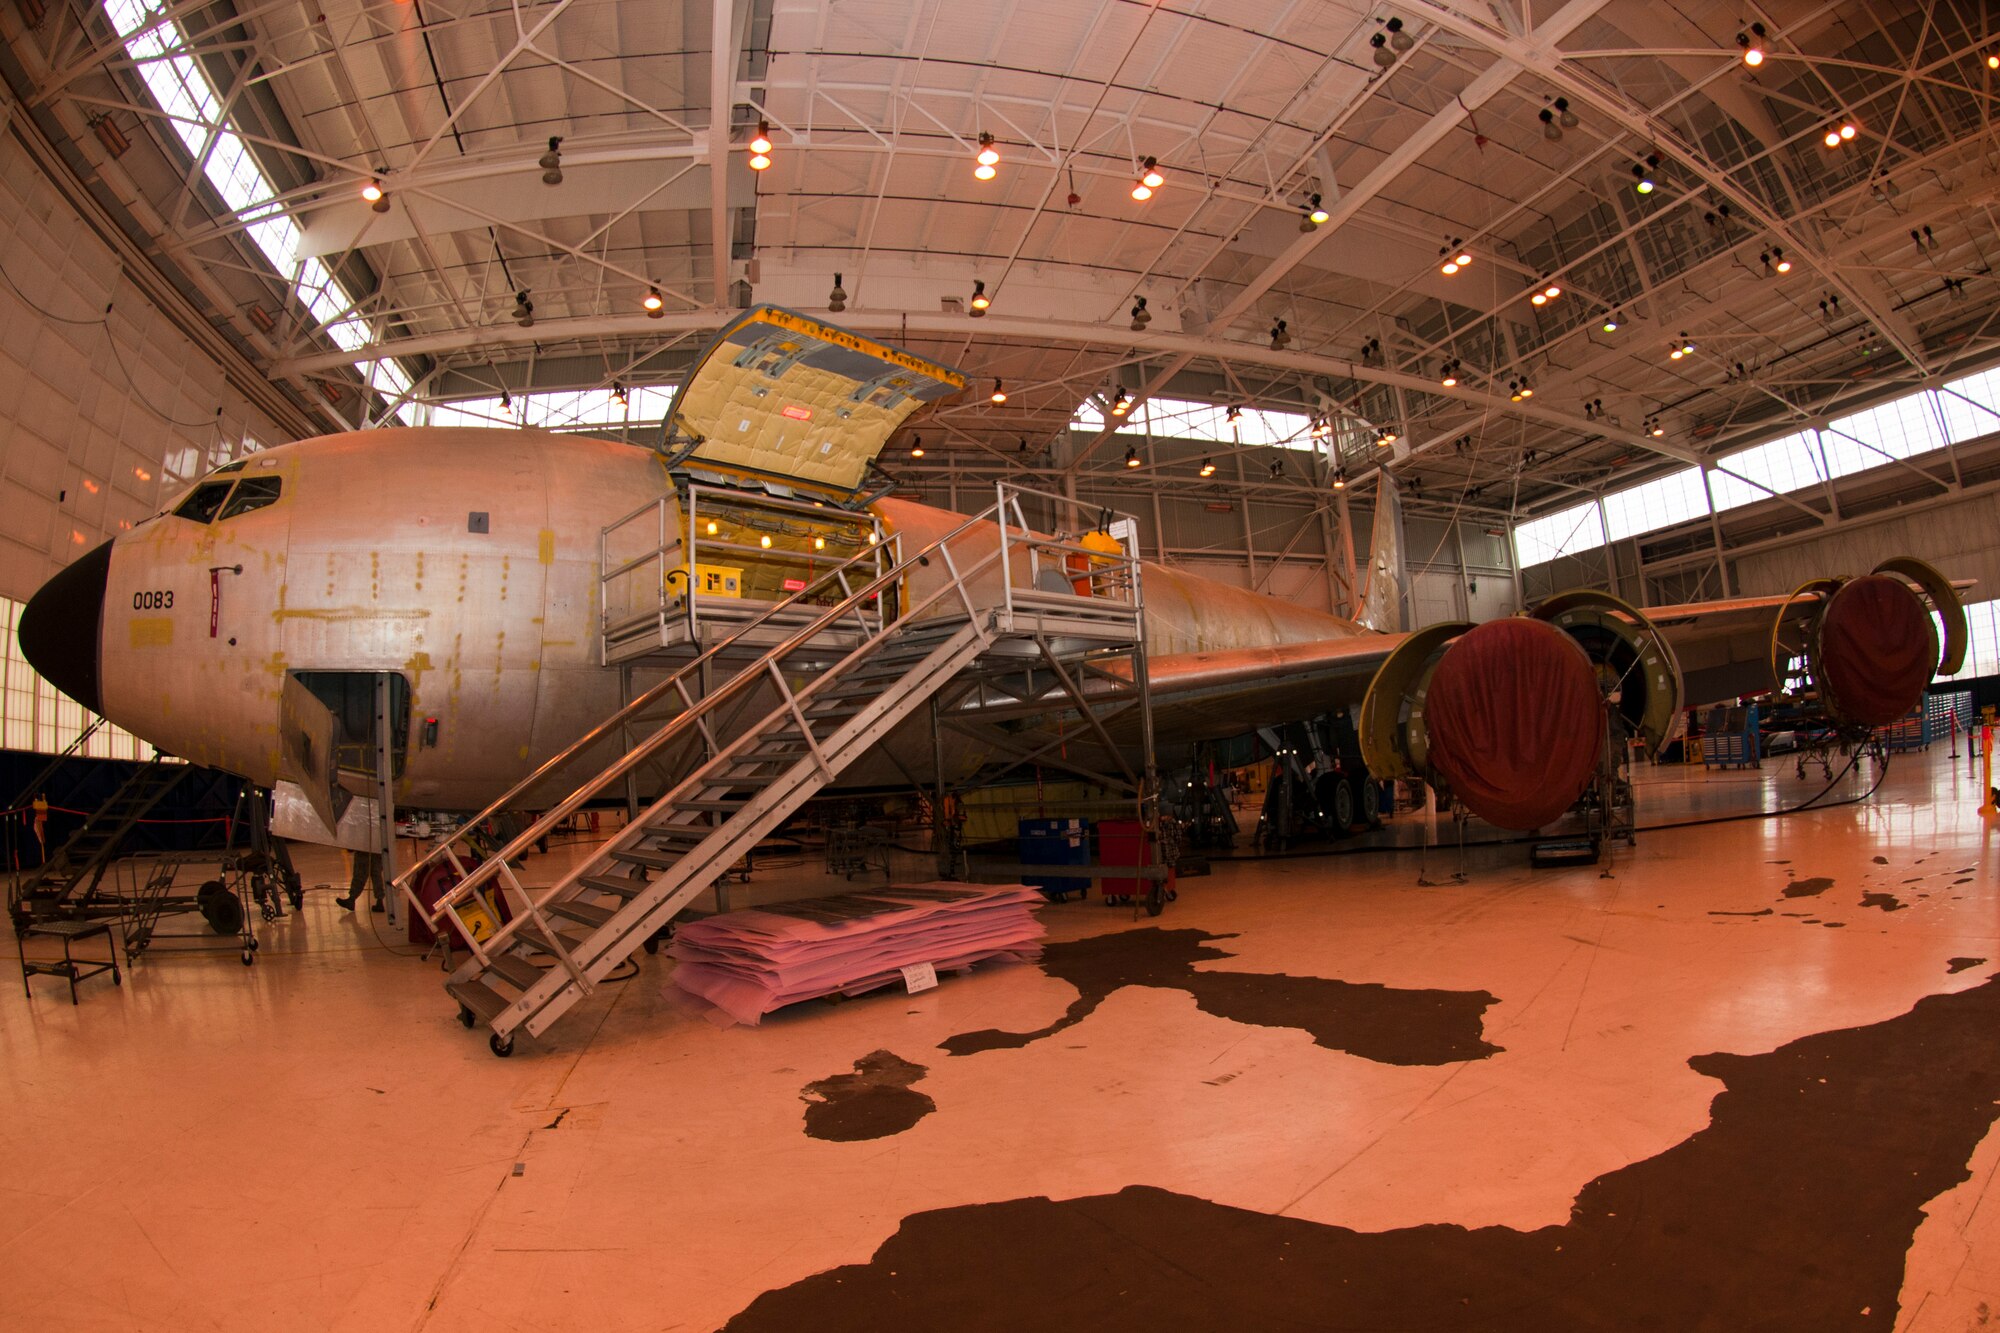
xmin=679 ymin=563 xmax=744 ymax=597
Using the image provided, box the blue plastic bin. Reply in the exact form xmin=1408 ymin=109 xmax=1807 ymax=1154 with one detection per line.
xmin=1018 ymin=818 xmax=1090 ymax=900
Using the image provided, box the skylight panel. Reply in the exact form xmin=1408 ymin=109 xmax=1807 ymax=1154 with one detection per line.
xmin=1069 ymin=395 xmax=1316 ymax=449
xmin=103 ymin=0 xmax=411 ymax=421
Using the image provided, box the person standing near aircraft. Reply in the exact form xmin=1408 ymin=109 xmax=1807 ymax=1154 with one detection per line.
xmin=337 ymin=850 xmax=383 ymax=912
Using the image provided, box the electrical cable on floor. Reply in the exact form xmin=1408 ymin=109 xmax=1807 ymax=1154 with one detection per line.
xmin=360 ymin=889 xmax=433 ymax=957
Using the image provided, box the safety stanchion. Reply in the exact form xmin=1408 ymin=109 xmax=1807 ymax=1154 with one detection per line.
xmin=1981 ymin=726 xmax=1997 ymax=819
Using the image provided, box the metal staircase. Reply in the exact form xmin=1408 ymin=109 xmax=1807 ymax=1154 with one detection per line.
xmin=398 ymin=484 xmax=1148 ymax=1055
xmin=9 ymin=752 xmax=189 ymax=926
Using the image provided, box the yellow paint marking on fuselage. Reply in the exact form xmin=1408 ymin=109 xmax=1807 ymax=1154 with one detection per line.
xmin=269 ymin=607 xmax=434 ymax=621
xmin=129 ymin=617 xmax=173 ymax=647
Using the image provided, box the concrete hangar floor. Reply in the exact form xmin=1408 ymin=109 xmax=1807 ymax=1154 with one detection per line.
xmin=3 ymin=747 xmax=1997 ymax=1330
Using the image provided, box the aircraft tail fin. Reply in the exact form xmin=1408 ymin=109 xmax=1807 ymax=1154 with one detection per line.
xmin=1355 ymin=472 xmax=1410 ymax=632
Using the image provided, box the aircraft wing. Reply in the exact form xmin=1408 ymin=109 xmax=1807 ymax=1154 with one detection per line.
xmin=1644 ymin=591 xmax=1828 ymax=706
xmin=1142 ymin=632 xmax=1409 ymax=743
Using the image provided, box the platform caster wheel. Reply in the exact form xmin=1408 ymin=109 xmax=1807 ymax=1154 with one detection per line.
xmin=457 ymin=1006 xmax=476 ymax=1029
xmin=249 ymin=937 xmax=260 ymax=952
xmin=1146 ymin=888 xmax=1167 ymax=918
xmin=113 ymin=970 xmax=122 ymax=986
xmin=489 ymin=1033 xmax=514 ymax=1058
xmin=642 ymin=937 xmax=659 ymax=955
xmin=240 ymin=950 xmax=254 ymax=966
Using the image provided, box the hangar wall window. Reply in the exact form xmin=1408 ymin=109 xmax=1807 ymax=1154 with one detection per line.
xmin=1818 ymin=397 xmax=1946 ymax=479
xmin=1516 ymin=362 xmax=2000 ymax=576
xmin=1513 ymin=502 xmax=1605 ymax=567
xmin=1601 ymin=468 xmax=1708 ymax=541
xmin=103 ymin=0 xmax=413 ymax=421
xmin=1705 ymin=432 xmax=1827 ymax=511
xmin=1938 ymin=368 xmax=2000 ymax=443
xmin=1 ymin=598 xmax=149 ymax=759
xmin=1933 ymin=599 xmax=2000 ymax=685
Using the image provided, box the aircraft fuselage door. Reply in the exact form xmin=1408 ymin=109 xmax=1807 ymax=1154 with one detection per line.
xmin=280 ymin=673 xmax=349 ymax=833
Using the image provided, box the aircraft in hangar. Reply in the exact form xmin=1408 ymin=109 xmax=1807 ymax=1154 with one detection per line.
xmin=15 ymin=306 xmax=1967 ymax=1050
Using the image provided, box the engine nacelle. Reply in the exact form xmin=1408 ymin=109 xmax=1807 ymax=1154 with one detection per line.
xmin=1357 ymin=590 xmax=1684 ymax=832
xmin=1773 ymin=556 xmax=1965 ymax=736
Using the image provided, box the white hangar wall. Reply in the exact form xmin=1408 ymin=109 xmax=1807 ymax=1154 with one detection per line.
xmin=0 ymin=128 xmax=288 ymax=605
xmin=1729 ymin=489 xmax=2000 ymax=602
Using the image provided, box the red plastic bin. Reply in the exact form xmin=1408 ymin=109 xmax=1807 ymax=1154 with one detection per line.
xmin=1096 ymin=817 xmax=1173 ymax=904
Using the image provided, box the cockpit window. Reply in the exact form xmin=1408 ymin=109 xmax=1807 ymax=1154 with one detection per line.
xmin=218 ymin=476 xmax=281 ymax=519
xmin=213 ymin=461 xmax=246 ymax=475
xmin=172 ymin=480 xmax=235 ymax=523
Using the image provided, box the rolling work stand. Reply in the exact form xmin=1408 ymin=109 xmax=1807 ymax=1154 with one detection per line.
xmin=19 ymin=919 xmax=122 ymax=1004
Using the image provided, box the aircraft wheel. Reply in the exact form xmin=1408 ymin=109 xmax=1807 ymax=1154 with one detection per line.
xmin=457 ymin=1006 xmax=476 ymax=1029
xmin=489 ymin=1032 xmax=514 ymax=1058
xmin=203 ymin=889 xmax=244 ymax=936
xmin=1316 ymin=774 xmax=1358 ymax=839
xmin=1361 ymin=778 xmax=1385 ymax=830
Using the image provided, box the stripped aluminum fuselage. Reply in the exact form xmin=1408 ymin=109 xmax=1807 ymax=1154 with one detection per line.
xmin=92 ymin=427 xmax=1369 ymax=812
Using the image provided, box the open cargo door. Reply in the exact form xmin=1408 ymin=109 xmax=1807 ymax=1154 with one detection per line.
xmin=664 ymin=306 xmax=964 ymax=501
xmin=279 ymin=673 xmax=349 ymax=833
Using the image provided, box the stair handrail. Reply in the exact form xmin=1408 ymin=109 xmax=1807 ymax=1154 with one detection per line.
xmin=4 ymin=716 xmax=107 ymax=816
xmin=400 ymin=492 xmax=1012 ymax=922
xmin=451 ymin=500 xmax=1031 ymax=963
xmin=395 ymin=529 xmax=912 ymax=907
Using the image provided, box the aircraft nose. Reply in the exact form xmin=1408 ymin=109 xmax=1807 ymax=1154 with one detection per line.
xmin=19 ymin=540 xmax=111 ymax=714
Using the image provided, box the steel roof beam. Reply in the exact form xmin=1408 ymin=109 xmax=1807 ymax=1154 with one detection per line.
xmin=1061 ymin=0 xmax=1615 ymax=475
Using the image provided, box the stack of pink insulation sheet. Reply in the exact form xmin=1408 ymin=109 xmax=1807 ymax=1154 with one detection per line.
xmin=668 ymin=883 xmax=1045 ymax=1025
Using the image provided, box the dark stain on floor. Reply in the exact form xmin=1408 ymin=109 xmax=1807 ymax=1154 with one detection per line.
xmin=940 ymin=927 xmax=1500 ymax=1066
xmin=800 ymin=1051 xmax=935 ymax=1142
xmin=728 ymin=976 xmax=2000 ymax=1332
xmin=1782 ymin=876 xmax=1836 ymax=898
xmin=1708 ymin=909 xmax=1774 ymax=918
xmin=1872 ymin=855 xmax=1889 ymax=865
xmin=1948 ymin=957 xmax=1986 ymax=974
xmin=1859 ymin=893 xmax=1907 ymax=913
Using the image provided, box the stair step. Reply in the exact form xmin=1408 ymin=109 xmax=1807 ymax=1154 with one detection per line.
xmin=549 ymin=900 xmax=616 ymax=928
xmin=672 ymin=798 xmax=746 ymax=813
xmin=485 ymin=952 xmax=545 ymax=992
xmin=710 ymin=762 xmax=793 ymax=782
xmin=610 ymin=848 xmax=684 ymax=871
xmin=582 ymin=872 xmax=651 ymax=899
xmin=639 ymin=824 xmax=719 ymax=846
xmin=516 ymin=922 xmax=592 ymax=955
xmin=446 ymin=978 xmax=510 ymax=1025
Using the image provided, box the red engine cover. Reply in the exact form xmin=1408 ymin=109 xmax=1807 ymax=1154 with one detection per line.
xmin=1817 ymin=574 xmax=1936 ymax=729
xmin=1424 ymin=617 xmax=1605 ymax=831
